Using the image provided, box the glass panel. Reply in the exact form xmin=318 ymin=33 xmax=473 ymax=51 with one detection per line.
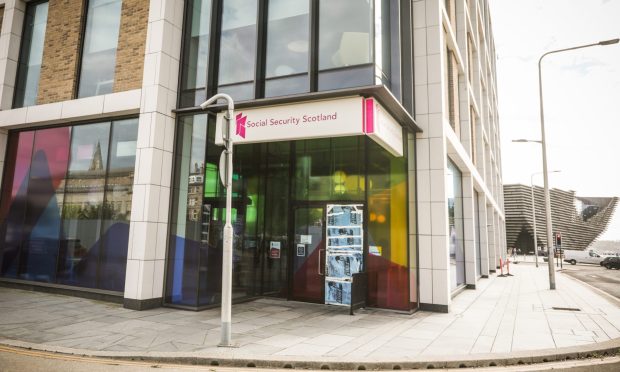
xmin=294 ymin=137 xmax=365 ymax=201
xmin=57 ymin=123 xmax=111 ymax=288
xmin=261 ymin=142 xmax=289 ymax=296
xmin=217 ymin=0 xmax=257 ymax=99
xmin=98 ymin=118 xmax=138 ymax=291
xmin=78 ymin=0 xmax=123 ymax=98
xmin=0 ymin=131 xmax=35 ymax=277
xmin=265 ymin=75 xmax=309 ymax=98
xmin=317 ymin=65 xmax=374 ymax=91
xmin=20 ymin=127 xmax=71 ymax=282
xmin=475 ymin=192 xmax=482 ymax=277
xmin=14 ymin=2 xmax=49 ymax=108
xmin=366 ymin=139 xmax=409 ymax=310
xmin=319 ymin=0 xmax=373 ymax=70
xmin=448 ymin=159 xmax=465 ymax=290
xmin=265 ymin=0 xmax=309 ymax=95
xmin=217 ymin=82 xmax=254 ymax=102
xmin=180 ymin=0 xmax=212 ymax=107
xmin=166 ymin=114 xmax=208 ymax=307
xmin=292 ymin=207 xmax=324 ymax=303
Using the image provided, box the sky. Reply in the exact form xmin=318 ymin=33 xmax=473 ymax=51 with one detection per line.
xmin=488 ymin=0 xmax=620 ymax=240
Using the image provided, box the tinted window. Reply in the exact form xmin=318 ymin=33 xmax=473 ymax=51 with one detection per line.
xmin=217 ymin=0 xmax=258 ymax=100
xmin=14 ymin=1 xmax=49 ymax=108
xmin=180 ymin=0 xmax=212 ymax=107
xmin=78 ymin=0 xmax=123 ymax=98
xmin=318 ymin=0 xmax=373 ymax=70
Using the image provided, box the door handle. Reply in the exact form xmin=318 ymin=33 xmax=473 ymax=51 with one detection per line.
xmin=318 ymin=249 xmax=325 ymax=276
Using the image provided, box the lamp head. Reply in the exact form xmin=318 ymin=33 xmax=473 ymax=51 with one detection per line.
xmin=599 ymin=38 xmax=619 ymax=46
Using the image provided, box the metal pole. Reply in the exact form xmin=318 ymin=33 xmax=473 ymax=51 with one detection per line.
xmin=530 ymin=175 xmax=539 ymax=268
xmin=200 ymin=93 xmax=235 ymax=347
xmin=537 ymin=39 xmax=619 ymax=290
xmin=538 ymin=55 xmax=556 ymax=290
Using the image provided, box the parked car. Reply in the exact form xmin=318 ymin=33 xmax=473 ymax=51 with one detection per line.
xmin=602 ymin=256 xmax=620 ymax=269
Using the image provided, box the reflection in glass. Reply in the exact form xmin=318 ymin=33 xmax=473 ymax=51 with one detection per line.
xmin=14 ymin=1 xmax=49 ymax=108
xmin=318 ymin=65 xmax=374 ymax=91
xmin=78 ymin=0 xmax=123 ymax=98
xmin=294 ymin=137 xmax=365 ymax=201
xmin=265 ymin=0 xmax=309 ymax=97
xmin=448 ymin=159 xmax=465 ymax=290
xmin=99 ymin=119 xmax=138 ymax=291
xmin=58 ymin=123 xmax=111 ymax=288
xmin=319 ymin=0 xmax=373 ymax=70
xmin=0 ymin=132 xmax=36 ymax=277
xmin=180 ymin=0 xmax=212 ymax=107
xmin=0 ymin=120 xmax=137 ymax=292
xmin=21 ymin=127 xmax=71 ymax=283
xmin=265 ymin=75 xmax=309 ymax=98
xmin=166 ymin=114 xmax=208 ymax=307
xmin=217 ymin=0 xmax=257 ymax=100
xmin=367 ymin=138 xmax=408 ymax=310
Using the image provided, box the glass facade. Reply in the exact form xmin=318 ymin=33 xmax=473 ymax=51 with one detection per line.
xmin=179 ymin=0 xmax=400 ymax=105
xmin=0 ymin=119 xmax=138 ymax=292
xmin=14 ymin=1 xmax=49 ymax=108
xmin=264 ymin=0 xmax=310 ymax=97
xmin=217 ymin=0 xmax=258 ymax=101
xmin=166 ymin=114 xmax=412 ymax=311
xmin=78 ymin=0 xmax=123 ymax=98
xmin=447 ymin=159 xmax=465 ymax=291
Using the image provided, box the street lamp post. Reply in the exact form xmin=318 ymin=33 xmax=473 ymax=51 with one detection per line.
xmin=200 ymin=93 xmax=235 ymax=347
xmin=537 ymin=38 xmax=618 ymax=290
xmin=529 ymin=170 xmax=561 ymax=268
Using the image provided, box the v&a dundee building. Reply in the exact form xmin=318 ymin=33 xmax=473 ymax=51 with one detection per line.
xmin=0 ymin=0 xmax=505 ymax=314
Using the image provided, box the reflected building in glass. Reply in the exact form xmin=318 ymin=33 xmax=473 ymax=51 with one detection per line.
xmin=0 ymin=0 xmax=505 ymax=314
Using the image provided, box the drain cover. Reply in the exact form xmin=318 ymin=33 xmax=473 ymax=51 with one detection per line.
xmin=552 ymin=306 xmax=581 ymax=311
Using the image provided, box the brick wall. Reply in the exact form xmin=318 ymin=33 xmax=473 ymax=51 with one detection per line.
xmin=38 ymin=0 xmax=85 ymax=104
xmin=113 ymin=0 xmax=148 ymax=92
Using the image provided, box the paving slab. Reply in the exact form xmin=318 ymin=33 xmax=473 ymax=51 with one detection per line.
xmin=1 ymin=264 xmax=620 ymax=367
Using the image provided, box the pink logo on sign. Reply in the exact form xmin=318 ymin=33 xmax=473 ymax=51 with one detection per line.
xmin=236 ymin=113 xmax=247 ymax=138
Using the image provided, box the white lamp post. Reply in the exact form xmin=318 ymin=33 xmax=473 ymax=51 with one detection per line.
xmin=200 ymin=93 xmax=235 ymax=347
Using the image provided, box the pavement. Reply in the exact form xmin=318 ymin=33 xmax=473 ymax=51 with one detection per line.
xmin=1 ymin=264 xmax=620 ymax=370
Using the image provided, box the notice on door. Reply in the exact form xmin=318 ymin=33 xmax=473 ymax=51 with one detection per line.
xmin=270 ymin=241 xmax=281 ymax=259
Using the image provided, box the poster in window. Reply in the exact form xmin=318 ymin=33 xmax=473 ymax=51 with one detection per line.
xmin=325 ymin=204 xmax=363 ymax=306
xmin=325 ymin=279 xmax=352 ymax=306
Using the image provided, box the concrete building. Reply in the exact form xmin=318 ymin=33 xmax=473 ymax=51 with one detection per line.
xmin=0 ymin=0 xmax=505 ymax=314
xmin=504 ymin=184 xmax=618 ymax=252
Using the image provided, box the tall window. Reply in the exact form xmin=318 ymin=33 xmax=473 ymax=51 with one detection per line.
xmin=178 ymin=0 xmax=399 ymax=106
xmin=446 ymin=47 xmax=460 ymax=134
xmin=78 ymin=0 xmax=123 ymax=98
xmin=180 ymin=0 xmax=212 ymax=107
xmin=0 ymin=119 xmax=138 ymax=292
xmin=217 ymin=0 xmax=258 ymax=101
xmin=318 ymin=0 xmax=374 ymax=90
xmin=264 ymin=0 xmax=310 ymax=97
xmin=447 ymin=159 xmax=465 ymax=291
xmin=14 ymin=1 xmax=49 ymax=108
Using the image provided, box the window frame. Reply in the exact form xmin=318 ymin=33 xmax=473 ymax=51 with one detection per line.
xmin=13 ymin=0 xmax=50 ymax=108
xmin=177 ymin=0 xmax=401 ymax=107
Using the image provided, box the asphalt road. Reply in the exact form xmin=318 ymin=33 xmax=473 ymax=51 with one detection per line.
xmin=0 ymin=346 xmax=619 ymax=372
xmin=560 ymin=263 xmax=620 ymax=300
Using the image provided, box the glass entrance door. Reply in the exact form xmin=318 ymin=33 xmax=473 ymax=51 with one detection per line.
xmin=291 ymin=206 xmax=325 ymax=303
